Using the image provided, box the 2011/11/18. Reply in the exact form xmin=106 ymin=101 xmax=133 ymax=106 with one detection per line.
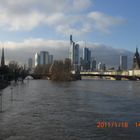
xmin=96 ymin=121 xmax=128 ymax=128
xmin=135 ymin=122 xmax=140 ymax=127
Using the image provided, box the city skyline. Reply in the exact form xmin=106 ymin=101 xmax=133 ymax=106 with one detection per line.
xmin=0 ymin=0 xmax=139 ymax=66
xmin=0 ymin=36 xmax=134 ymax=69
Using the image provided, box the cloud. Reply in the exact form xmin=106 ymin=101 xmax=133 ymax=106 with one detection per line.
xmin=5 ymin=38 xmax=68 ymax=50
xmin=0 ymin=0 xmax=125 ymax=35
xmin=88 ymin=11 xmax=125 ymax=33
xmin=46 ymin=13 xmax=66 ymax=25
xmin=0 ymin=10 xmax=46 ymax=31
xmin=3 ymin=0 xmax=92 ymax=13
xmin=4 ymin=38 xmax=69 ymax=64
xmin=72 ymin=0 xmax=93 ymax=11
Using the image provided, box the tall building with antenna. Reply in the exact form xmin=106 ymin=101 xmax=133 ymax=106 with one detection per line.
xmin=70 ymin=34 xmax=73 ymax=45
xmin=1 ymin=47 xmax=5 ymax=67
xmin=69 ymin=35 xmax=80 ymax=71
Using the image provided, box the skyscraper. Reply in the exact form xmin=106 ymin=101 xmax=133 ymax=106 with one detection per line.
xmin=97 ymin=62 xmax=103 ymax=71
xmin=91 ymin=58 xmax=96 ymax=71
xmin=28 ymin=58 xmax=33 ymax=69
xmin=40 ymin=51 xmax=49 ymax=65
xmin=120 ymin=55 xmax=127 ymax=70
xmin=74 ymin=44 xmax=79 ymax=65
xmin=70 ymin=34 xmax=73 ymax=45
xmin=35 ymin=51 xmax=53 ymax=67
xmin=49 ymin=54 xmax=53 ymax=64
xmin=83 ymin=47 xmax=91 ymax=70
xmin=1 ymin=47 xmax=5 ymax=67
xmin=35 ymin=53 xmax=40 ymax=67
xmin=69 ymin=35 xmax=80 ymax=71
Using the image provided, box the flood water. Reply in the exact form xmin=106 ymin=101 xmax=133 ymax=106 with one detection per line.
xmin=0 ymin=79 xmax=140 ymax=140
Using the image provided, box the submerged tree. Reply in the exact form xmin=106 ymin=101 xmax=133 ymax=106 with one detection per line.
xmin=50 ymin=58 xmax=72 ymax=81
xmin=8 ymin=61 xmax=28 ymax=82
xmin=34 ymin=64 xmax=51 ymax=75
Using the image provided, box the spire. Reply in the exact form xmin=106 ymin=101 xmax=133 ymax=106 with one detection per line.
xmin=135 ymin=46 xmax=139 ymax=57
xmin=70 ymin=34 xmax=73 ymax=45
xmin=133 ymin=46 xmax=140 ymax=70
xmin=1 ymin=47 xmax=5 ymax=67
xmin=136 ymin=46 xmax=138 ymax=53
xmin=135 ymin=45 xmax=139 ymax=54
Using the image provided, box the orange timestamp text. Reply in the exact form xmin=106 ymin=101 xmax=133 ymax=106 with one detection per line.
xmin=97 ymin=121 xmax=129 ymax=128
xmin=97 ymin=121 xmax=140 ymax=128
xmin=135 ymin=122 xmax=140 ymax=127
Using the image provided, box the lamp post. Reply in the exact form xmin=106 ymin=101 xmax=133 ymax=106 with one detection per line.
xmin=0 ymin=91 xmax=3 ymax=113
xmin=10 ymin=84 xmax=13 ymax=101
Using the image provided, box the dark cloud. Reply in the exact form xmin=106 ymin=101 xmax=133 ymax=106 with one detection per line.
xmin=2 ymin=39 xmax=133 ymax=69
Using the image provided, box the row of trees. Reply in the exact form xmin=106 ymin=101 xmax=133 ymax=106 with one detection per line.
xmin=50 ymin=58 xmax=72 ymax=81
xmin=0 ymin=65 xmax=10 ymax=89
xmin=0 ymin=61 xmax=28 ymax=82
xmin=1 ymin=58 xmax=78 ymax=83
xmin=34 ymin=64 xmax=51 ymax=76
xmin=34 ymin=58 xmax=73 ymax=81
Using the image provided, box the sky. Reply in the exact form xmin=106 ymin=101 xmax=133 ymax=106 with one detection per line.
xmin=0 ymin=0 xmax=139 ymax=66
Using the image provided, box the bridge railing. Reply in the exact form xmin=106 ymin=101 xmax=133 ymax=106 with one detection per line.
xmin=80 ymin=70 xmax=140 ymax=77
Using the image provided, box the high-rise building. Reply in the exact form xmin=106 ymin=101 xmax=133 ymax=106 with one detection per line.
xmin=49 ymin=55 xmax=53 ymax=64
xmin=97 ymin=62 xmax=102 ymax=71
xmin=69 ymin=35 xmax=80 ymax=71
xmin=74 ymin=44 xmax=79 ymax=65
xmin=91 ymin=58 xmax=96 ymax=71
xmin=35 ymin=53 xmax=40 ymax=67
xmin=28 ymin=58 xmax=33 ymax=69
xmin=40 ymin=51 xmax=49 ymax=65
xmin=102 ymin=64 xmax=106 ymax=71
xmin=120 ymin=55 xmax=127 ymax=70
xmin=35 ymin=51 xmax=53 ymax=67
xmin=83 ymin=47 xmax=91 ymax=70
xmin=1 ymin=47 xmax=5 ymax=67
xmin=133 ymin=48 xmax=140 ymax=70
xmin=70 ymin=34 xmax=73 ymax=45
xmin=97 ymin=62 xmax=106 ymax=71
xmin=80 ymin=57 xmax=84 ymax=71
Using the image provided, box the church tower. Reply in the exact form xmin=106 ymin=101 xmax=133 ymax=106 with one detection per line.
xmin=133 ymin=47 xmax=140 ymax=69
xmin=1 ymin=47 xmax=5 ymax=67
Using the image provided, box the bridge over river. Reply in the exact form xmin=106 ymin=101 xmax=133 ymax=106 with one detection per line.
xmin=28 ymin=70 xmax=140 ymax=81
xmin=80 ymin=70 xmax=140 ymax=80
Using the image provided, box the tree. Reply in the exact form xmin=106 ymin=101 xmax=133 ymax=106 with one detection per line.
xmin=34 ymin=64 xmax=51 ymax=75
xmin=50 ymin=59 xmax=72 ymax=81
xmin=0 ymin=65 xmax=10 ymax=81
xmin=8 ymin=61 xmax=28 ymax=82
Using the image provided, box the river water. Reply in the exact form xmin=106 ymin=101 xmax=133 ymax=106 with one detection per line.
xmin=0 ymin=79 xmax=140 ymax=140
